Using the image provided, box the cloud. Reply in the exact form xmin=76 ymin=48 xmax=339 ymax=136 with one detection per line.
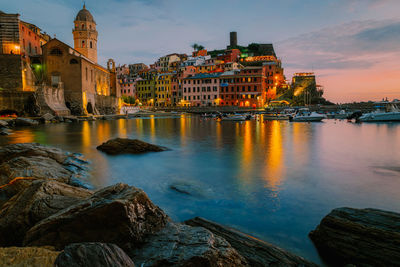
xmin=276 ymin=19 xmax=400 ymax=70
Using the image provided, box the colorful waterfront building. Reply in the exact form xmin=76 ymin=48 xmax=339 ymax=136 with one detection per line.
xmin=155 ymin=73 xmax=173 ymax=107
xmin=0 ymin=10 xmax=50 ymax=91
xmin=129 ymin=63 xmax=148 ymax=74
xmin=120 ymin=76 xmax=136 ymax=97
xmin=136 ymin=71 xmax=156 ymax=106
xmin=182 ymin=73 xmax=221 ymax=107
xmin=171 ymin=66 xmax=196 ymax=106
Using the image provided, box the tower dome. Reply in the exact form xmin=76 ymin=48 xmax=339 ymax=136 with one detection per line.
xmin=73 ymin=4 xmax=98 ymax=63
xmin=75 ymin=4 xmax=95 ymax=23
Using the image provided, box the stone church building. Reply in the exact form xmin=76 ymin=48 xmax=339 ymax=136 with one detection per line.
xmin=42 ymin=5 xmax=120 ymax=115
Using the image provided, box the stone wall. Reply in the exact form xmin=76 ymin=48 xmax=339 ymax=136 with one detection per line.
xmin=0 ymin=55 xmax=23 ymax=90
xmin=36 ymin=86 xmax=71 ymax=116
xmin=95 ymin=95 xmax=119 ymax=115
xmin=0 ymin=90 xmax=33 ymax=115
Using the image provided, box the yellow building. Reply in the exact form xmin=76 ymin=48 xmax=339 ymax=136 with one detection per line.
xmin=155 ymin=73 xmax=173 ymax=107
xmin=136 ymin=72 xmax=156 ymax=106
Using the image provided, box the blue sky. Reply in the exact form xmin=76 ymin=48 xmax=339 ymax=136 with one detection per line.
xmin=2 ymin=0 xmax=400 ymax=102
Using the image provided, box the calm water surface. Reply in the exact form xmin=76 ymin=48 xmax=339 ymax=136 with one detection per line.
xmin=1 ymin=115 xmax=400 ymax=264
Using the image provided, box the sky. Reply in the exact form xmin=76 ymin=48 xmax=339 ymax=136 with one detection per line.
xmin=2 ymin=0 xmax=400 ymax=103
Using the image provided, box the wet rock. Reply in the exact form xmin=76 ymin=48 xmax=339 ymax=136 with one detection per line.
xmin=169 ymin=181 xmax=208 ymax=198
xmin=0 ymin=120 xmax=8 ymax=128
xmin=0 ymin=143 xmax=90 ymax=198
xmin=0 ymin=246 xmax=59 ymax=267
xmin=130 ymin=222 xmax=248 ymax=267
xmin=0 ymin=180 xmax=92 ymax=246
xmin=55 ymin=116 xmax=64 ymax=122
xmin=186 ymin=217 xmax=317 ymax=267
xmin=64 ymin=116 xmax=79 ymax=122
xmin=12 ymin=117 xmax=39 ymax=126
xmin=97 ymin=138 xmax=168 ymax=155
xmin=309 ymin=207 xmax=400 ymax=266
xmin=0 ymin=128 xmax=11 ymax=135
xmin=41 ymin=113 xmax=55 ymax=122
xmin=24 ymin=183 xmax=169 ymax=251
xmin=54 ymin=243 xmax=135 ymax=267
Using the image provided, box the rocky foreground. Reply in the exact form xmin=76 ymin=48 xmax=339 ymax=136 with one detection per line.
xmin=0 ymin=143 xmax=399 ymax=266
xmin=0 ymin=142 xmax=316 ymax=266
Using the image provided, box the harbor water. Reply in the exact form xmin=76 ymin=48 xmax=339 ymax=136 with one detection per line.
xmin=1 ymin=115 xmax=400 ymax=264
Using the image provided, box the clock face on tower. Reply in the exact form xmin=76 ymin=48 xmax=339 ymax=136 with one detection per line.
xmin=72 ymin=4 xmax=98 ymax=63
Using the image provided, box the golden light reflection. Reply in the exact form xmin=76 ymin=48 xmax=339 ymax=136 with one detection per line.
xmin=7 ymin=130 xmax=35 ymax=144
xmin=96 ymin=121 xmax=111 ymax=143
xmin=215 ymin=121 xmax=222 ymax=148
xmin=265 ymin=121 xmax=285 ymax=190
xmin=135 ymin=118 xmax=143 ymax=138
xmin=238 ymin=121 xmax=253 ymax=184
xmin=180 ymin=115 xmax=186 ymax=146
xmin=150 ymin=116 xmax=156 ymax=142
xmin=82 ymin=121 xmax=91 ymax=154
xmin=118 ymin=119 xmax=127 ymax=138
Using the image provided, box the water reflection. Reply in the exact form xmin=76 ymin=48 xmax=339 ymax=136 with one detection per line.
xmin=1 ymin=116 xmax=400 ymax=265
xmin=265 ymin=121 xmax=285 ymax=190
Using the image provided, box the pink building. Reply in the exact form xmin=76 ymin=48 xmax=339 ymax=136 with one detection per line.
xmin=182 ymin=73 xmax=221 ymax=107
xmin=120 ymin=77 xmax=136 ymax=97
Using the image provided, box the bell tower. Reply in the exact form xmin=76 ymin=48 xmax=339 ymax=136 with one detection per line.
xmin=72 ymin=4 xmax=98 ymax=63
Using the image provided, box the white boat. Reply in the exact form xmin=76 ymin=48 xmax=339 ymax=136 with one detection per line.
xmin=220 ymin=114 xmax=247 ymax=121
xmin=264 ymin=108 xmax=295 ymax=121
xmin=291 ymin=109 xmax=326 ymax=122
xmin=359 ymin=104 xmax=400 ymax=122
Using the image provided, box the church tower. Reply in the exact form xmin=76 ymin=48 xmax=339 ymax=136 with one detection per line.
xmin=72 ymin=4 xmax=98 ymax=63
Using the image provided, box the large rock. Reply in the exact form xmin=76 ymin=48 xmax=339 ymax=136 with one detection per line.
xmin=0 ymin=180 xmax=92 ymax=246
xmin=0 ymin=120 xmax=8 ymax=128
xmin=41 ymin=113 xmax=55 ymax=122
xmin=54 ymin=243 xmax=135 ymax=267
xmin=309 ymin=207 xmax=400 ymax=266
xmin=0 ymin=246 xmax=59 ymax=267
xmin=24 ymin=183 xmax=169 ymax=251
xmin=186 ymin=217 xmax=316 ymax=267
xmin=12 ymin=117 xmax=39 ymax=126
xmin=130 ymin=222 xmax=248 ymax=267
xmin=0 ymin=128 xmax=11 ymax=135
xmin=0 ymin=143 xmax=90 ymax=198
xmin=97 ymin=138 xmax=167 ymax=155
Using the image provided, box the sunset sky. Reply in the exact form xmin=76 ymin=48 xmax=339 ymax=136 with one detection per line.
xmin=2 ymin=0 xmax=400 ymax=103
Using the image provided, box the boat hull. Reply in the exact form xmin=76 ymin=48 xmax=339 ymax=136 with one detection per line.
xmin=359 ymin=112 xmax=400 ymax=122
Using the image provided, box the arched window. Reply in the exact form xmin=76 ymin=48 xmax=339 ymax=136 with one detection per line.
xmin=89 ymin=25 xmax=92 ymax=30
xmin=82 ymin=40 xmax=85 ymax=48
xmin=70 ymin=59 xmax=78 ymax=64
xmin=90 ymin=41 xmax=92 ymax=48
xmin=81 ymin=24 xmax=85 ymax=30
xmin=50 ymin=48 xmax=62 ymax=55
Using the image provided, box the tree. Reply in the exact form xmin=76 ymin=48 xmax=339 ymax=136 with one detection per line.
xmin=191 ymin=43 xmax=205 ymax=51
xmin=191 ymin=43 xmax=198 ymax=51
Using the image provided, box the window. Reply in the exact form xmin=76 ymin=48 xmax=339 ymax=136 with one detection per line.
xmin=51 ymin=75 xmax=60 ymax=86
xmin=82 ymin=40 xmax=85 ymax=48
xmin=82 ymin=24 xmax=85 ymax=30
xmin=70 ymin=59 xmax=78 ymax=64
xmin=85 ymin=67 xmax=88 ymax=81
xmin=90 ymin=41 xmax=92 ymax=48
xmin=50 ymin=48 xmax=62 ymax=55
xmin=91 ymin=70 xmax=93 ymax=82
